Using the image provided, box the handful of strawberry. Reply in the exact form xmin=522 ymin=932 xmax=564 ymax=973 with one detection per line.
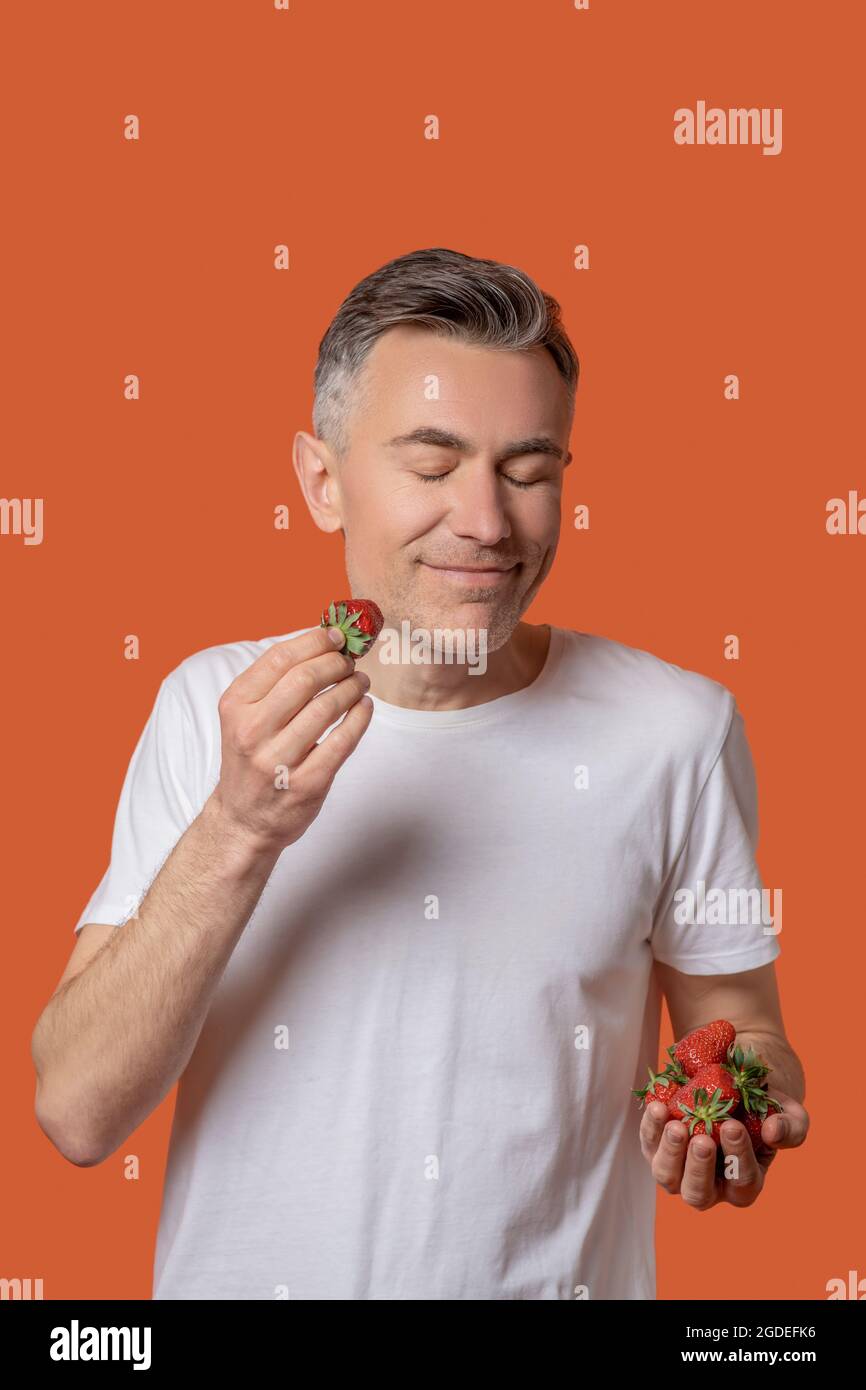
xmin=320 ymin=599 xmax=384 ymax=659
xmin=633 ymin=1018 xmax=783 ymax=1157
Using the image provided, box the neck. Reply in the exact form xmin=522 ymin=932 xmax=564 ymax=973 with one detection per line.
xmin=361 ymin=621 xmax=551 ymax=712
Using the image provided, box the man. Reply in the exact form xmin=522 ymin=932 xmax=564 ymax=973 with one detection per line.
xmin=31 ymin=247 xmax=808 ymax=1300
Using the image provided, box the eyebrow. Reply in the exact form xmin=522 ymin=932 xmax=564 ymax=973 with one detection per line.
xmin=384 ymin=426 xmax=572 ymax=466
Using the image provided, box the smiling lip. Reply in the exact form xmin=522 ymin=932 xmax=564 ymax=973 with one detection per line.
xmin=421 ymin=562 xmax=518 ymax=583
xmin=424 ymin=563 xmax=517 ymax=573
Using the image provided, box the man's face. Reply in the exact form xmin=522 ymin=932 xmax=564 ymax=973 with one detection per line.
xmin=328 ymin=325 xmax=572 ymax=654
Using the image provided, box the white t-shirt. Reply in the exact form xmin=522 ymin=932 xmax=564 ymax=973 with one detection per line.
xmin=73 ymin=625 xmax=781 ymax=1300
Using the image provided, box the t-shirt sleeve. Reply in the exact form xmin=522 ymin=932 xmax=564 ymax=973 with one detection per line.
xmin=650 ymin=698 xmax=782 ymax=975
xmin=72 ymin=675 xmax=202 ymax=934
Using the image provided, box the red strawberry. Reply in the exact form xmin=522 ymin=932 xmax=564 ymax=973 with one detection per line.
xmin=632 ymin=1063 xmax=687 ymax=1111
xmin=670 ymin=1063 xmax=739 ymax=1146
xmin=671 ymin=1019 xmax=736 ymax=1078
xmin=742 ymin=1110 xmax=768 ymax=1152
xmin=320 ymin=599 xmax=384 ymax=659
xmin=673 ymin=1063 xmax=739 ymax=1111
xmin=740 ymin=1091 xmax=783 ymax=1154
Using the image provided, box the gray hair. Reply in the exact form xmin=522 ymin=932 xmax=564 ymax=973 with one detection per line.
xmin=312 ymin=247 xmax=579 ymax=460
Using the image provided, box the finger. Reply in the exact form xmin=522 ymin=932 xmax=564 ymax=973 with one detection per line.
xmin=679 ymin=1132 xmax=719 ymax=1209
xmin=282 ymin=670 xmax=372 ymax=764
xmin=639 ymin=1101 xmax=670 ymax=1158
xmin=650 ymin=1120 xmax=690 ymax=1193
xmin=231 ymin=626 xmax=345 ymax=703
xmin=717 ymin=1119 xmax=763 ymax=1202
xmin=761 ymin=1098 xmax=809 ymax=1150
xmin=256 ymin=648 xmax=359 ymax=738
xmin=296 ymin=691 xmax=374 ymax=784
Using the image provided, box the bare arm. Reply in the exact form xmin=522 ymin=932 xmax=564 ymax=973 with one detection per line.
xmin=31 ymin=624 xmax=373 ymax=1167
xmin=655 ymin=959 xmax=806 ymax=1102
xmin=32 ymin=800 xmax=281 ymax=1166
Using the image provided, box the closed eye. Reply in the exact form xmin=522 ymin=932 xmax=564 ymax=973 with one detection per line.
xmin=414 ymin=472 xmax=538 ymax=491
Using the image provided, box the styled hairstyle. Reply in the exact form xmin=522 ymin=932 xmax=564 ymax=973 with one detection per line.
xmin=312 ymin=247 xmax=579 ymax=459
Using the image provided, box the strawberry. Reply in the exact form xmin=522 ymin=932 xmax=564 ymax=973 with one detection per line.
xmin=742 ymin=1110 xmax=769 ymax=1152
xmin=740 ymin=1090 xmax=784 ymax=1154
xmin=671 ymin=1063 xmax=739 ymax=1145
xmin=632 ymin=1063 xmax=687 ymax=1111
xmin=673 ymin=1063 xmax=739 ymax=1112
xmin=320 ymin=599 xmax=384 ymax=659
xmin=671 ymin=1019 xmax=736 ymax=1078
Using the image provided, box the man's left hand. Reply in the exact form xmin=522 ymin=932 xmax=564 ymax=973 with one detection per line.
xmin=640 ymin=1088 xmax=809 ymax=1209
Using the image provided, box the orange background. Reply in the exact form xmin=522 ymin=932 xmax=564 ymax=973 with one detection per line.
xmin=3 ymin=1 xmax=862 ymax=1301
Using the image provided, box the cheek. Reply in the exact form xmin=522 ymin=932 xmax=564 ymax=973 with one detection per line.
xmin=524 ymin=490 xmax=562 ymax=533
xmin=344 ymin=479 xmax=442 ymax=558
xmin=379 ymin=480 xmax=447 ymax=535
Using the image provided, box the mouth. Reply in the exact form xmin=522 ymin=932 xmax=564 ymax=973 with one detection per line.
xmin=421 ymin=561 xmax=519 ymax=585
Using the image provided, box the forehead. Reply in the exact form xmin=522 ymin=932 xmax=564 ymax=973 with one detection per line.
xmin=352 ymin=325 xmax=571 ymax=439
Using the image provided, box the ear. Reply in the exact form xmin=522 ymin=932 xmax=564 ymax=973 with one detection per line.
xmin=292 ymin=431 xmax=344 ymax=534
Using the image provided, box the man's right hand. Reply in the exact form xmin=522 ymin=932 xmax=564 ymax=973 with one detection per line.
xmin=208 ymin=625 xmax=373 ymax=856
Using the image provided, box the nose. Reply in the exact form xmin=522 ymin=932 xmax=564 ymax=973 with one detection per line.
xmin=445 ymin=467 xmax=513 ymax=548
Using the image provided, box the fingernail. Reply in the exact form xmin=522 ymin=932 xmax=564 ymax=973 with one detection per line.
xmin=667 ymin=1126 xmax=685 ymax=1144
xmin=328 ymin=627 xmax=345 ymax=646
